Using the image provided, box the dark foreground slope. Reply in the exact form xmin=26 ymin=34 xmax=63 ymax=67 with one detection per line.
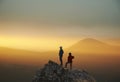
xmin=32 ymin=60 xmax=96 ymax=82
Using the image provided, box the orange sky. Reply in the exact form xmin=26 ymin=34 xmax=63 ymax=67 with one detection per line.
xmin=0 ymin=35 xmax=79 ymax=51
xmin=0 ymin=0 xmax=120 ymax=52
xmin=0 ymin=22 xmax=120 ymax=52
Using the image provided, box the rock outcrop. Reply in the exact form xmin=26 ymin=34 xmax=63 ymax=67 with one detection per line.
xmin=32 ymin=60 xmax=96 ymax=82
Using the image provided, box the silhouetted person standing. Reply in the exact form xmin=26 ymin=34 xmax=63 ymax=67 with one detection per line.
xmin=59 ymin=46 xmax=64 ymax=66
xmin=65 ymin=52 xmax=74 ymax=70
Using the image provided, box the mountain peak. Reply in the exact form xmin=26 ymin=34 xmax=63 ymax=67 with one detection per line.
xmin=32 ymin=60 xmax=96 ymax=82
xmin=67 ymin=38 xmax=114 ymax=54
xmin=80 ymin=38 xmax=104 ymax=44
xmin=72 ymin=38 xmax=108 ymax=47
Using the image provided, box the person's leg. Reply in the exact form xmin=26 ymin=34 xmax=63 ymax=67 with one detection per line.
xmin=65 ymin=62 xmax=68 ymax=68
xmin=59 ymin=56 xmax=61 ymax=65
xmin=61 ymin=57 xmax=63 ymax=66
xmin=59 ymin=56 xmax=63 ymax=66
xmin=70 ymin=62 xmax=72 ymax=70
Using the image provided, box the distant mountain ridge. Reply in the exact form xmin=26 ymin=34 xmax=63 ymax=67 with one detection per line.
xmin=67 ymin=38 xmax=120 ymax=54
xmin=0 ymin=38 xmax=120 ymax=62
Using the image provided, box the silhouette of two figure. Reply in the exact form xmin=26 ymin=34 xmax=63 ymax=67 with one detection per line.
xmin=59 ymin=46 xmax=74 ymax=70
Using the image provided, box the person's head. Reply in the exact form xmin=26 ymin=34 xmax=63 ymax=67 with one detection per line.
xmin=60 ymin=46 xmax=62 ymax=49
xmin=69 ymin=52 xmax=72 ymax=56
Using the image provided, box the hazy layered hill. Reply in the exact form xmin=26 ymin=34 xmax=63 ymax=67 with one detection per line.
xmin=0 ymin=47 xmax=56 ymax=65
xmin=0 ymin=38 xmax=120 ymax=82
xmin=0 ymin=38 xmax=120 ymax=65
xmin=0 ymin=38 xmax=119 ymax=55
xmin=67 ymin=38 xmax=120 ymax=54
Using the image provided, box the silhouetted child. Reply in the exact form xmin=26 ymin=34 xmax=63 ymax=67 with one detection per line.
xmin=65 ymin=52 xmax=74 ymax=70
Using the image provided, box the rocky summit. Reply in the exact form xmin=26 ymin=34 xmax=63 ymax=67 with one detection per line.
xmin=32 ymin=60 xmax=96 ymax=82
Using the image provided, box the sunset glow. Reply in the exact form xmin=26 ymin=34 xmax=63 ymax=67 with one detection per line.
xmin=0 ymin=0 xmax=120 ymax=82
xmin=0 ymin=35 xmax=78 ymax=51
